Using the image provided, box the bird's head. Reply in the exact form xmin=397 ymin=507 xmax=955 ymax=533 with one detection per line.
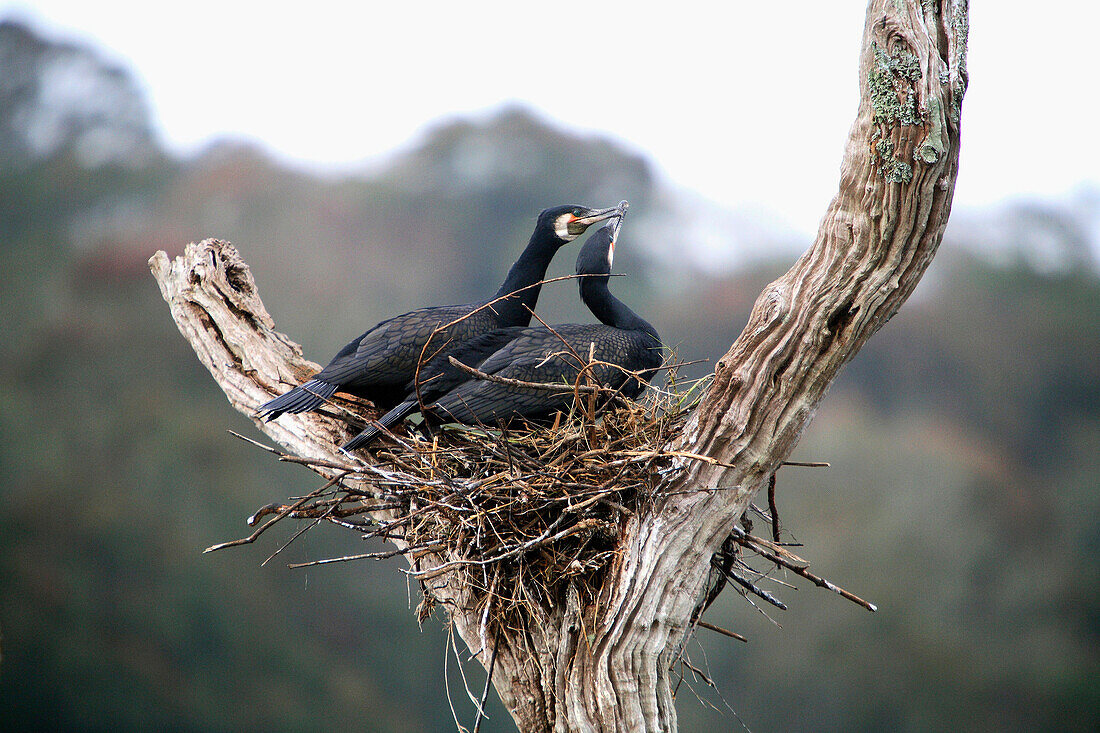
xmin=576 ymin=207 xmax=626 ymax=278
xmin=537 ymin=203 xmax=623 ymax=244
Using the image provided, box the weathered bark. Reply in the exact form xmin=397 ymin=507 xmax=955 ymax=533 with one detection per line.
xmin=150 ymin=2 xmax=967 ymax=730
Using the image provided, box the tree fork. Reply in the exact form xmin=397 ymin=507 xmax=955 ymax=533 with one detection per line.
xmin=150 ymin=2 xmax=967 ymax=730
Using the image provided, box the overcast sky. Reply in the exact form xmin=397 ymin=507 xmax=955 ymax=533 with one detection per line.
xmin=5 ymin=1 xmax=1098 ymax=235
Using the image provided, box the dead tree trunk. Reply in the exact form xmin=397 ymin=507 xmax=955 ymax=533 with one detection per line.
xmin=150 ymin=2 xmax=967 ymax=730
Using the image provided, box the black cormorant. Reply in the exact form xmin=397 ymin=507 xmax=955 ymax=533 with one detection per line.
xmin=342 ymin=213 xmax=662 ymax=449
xmin=256 ymin=203 xmax=622 ymax=421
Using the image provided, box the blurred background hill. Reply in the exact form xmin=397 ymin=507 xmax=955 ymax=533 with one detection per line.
xmin=1 ymin=17 xmax=1097 ymax=732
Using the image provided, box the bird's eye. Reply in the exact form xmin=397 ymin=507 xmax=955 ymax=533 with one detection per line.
xmin=573 ymin=208 xmax=585 ymax=217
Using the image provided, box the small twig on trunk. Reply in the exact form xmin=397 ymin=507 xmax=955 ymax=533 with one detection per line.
xmin=472 ymin=626 xmax=501 ymax=733
xmin=767 ymin=473 xmax=781 ymax=543
xmin=731 ymin=527 xmax=878 ymax=612
xmin=227 ymin=430 xmax=362 ymax=473
xmin=696 ymin=620 xmax=748 ymax=643
xmin=711 ymin=558 xmax=788 ymax=611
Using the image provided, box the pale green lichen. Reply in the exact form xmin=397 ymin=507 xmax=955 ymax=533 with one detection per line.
xmin=916 ymin=97 xmax=946 ymax=164
xmin=875 ymin=137 xmax=913 ymax=184
xmin=953 ymin=2 xmax=969 ymax=80
xmin=869 ymin=42 xmax=923 ymax=127
xmin=950 ymin=1 xmax=970 ymax=121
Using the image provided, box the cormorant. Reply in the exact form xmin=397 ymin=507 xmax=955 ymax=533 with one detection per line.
xmin=256 ymin=203 xmax=622 ymax=421
xmin=342 ymin=213 xmax=662 ymax=449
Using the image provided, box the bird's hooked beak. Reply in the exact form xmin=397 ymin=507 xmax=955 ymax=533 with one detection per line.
xmin=568 ymin=204 xmax=621 ymax=235
xmin=606 ymin=211 xmax=625 ymax=266
xmin=607 ymin=209 xmax=625 ymax=241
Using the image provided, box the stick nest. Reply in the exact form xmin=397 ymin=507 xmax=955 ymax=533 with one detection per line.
xmin=226 ymin=376 xmax=705 ymax=629
xmin=378 ymin=397 xmax=687 ymax=623
xmin=219 ymin=369 xmax=875 ymax=634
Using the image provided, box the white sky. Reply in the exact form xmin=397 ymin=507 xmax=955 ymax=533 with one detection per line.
xmin=5 ymin=1 xmax=1099 ymax=235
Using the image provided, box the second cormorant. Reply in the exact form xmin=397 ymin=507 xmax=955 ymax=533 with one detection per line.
xmin=257 ymin=203 xmax=622 ymax=421
xmin=342 ymin=213 xmax=662 ymax=448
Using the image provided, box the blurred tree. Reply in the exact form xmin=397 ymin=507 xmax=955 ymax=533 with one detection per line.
xmin=0 ymin=19 xmax=158 ymax=169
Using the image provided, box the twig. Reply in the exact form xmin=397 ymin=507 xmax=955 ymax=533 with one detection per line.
xmin=731 ymin=527 xmax=877 ymax=612
xmin=472 ymin=627 xmax=501 ymax=733
xmin=767 ymin=473 xmax=780 ymax=543
xmin=443 ymin=625 xmax=466 ymax=733
xmin=287 ymin=543 xmax=447 ymax=568
xmin=445 ymin=356 xmax=607 ymax=395
xmin=227 ymin=429 xmax=362 ymax=473
xmin=711 ymin=558 xmax=788 ymax=610
xmin=204 ymin=472 xmax=348 ymax=553
xmin=696 ymin=620 xmax=748 ymax=643
xmin=262 ymin=504 xmax=335 ymax=566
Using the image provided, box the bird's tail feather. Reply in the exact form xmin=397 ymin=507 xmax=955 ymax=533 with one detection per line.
xmin=256 ymin=379 xmax=339 ymax=421
xmin=342 ymin=399 xmax=418 ymax=451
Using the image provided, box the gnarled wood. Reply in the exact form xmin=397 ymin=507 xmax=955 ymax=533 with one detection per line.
xmin=150 ymin=2 xmax=967 ymax=730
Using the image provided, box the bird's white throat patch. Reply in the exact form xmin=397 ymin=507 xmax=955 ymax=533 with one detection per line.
xmin=554 ymin=214 xmax=578 ymax=241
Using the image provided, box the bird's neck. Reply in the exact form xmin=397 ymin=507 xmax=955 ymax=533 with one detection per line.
xmin=491 ymin=235 xmax=558 ymax=325
xmin=580 ymin=277 xmax=658 ymax=338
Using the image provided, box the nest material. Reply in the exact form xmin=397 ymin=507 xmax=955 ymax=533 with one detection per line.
xmin=225 ymin=367 xmax=707 ymax=629
xmin=220 ymin=365 xmax=874 ymax=636
xmin=373 ymin=397 xmax=689 ymax=623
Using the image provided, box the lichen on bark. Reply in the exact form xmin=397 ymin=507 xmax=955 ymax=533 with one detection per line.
xmin=869 ymin=41 xmax=923 ymax=126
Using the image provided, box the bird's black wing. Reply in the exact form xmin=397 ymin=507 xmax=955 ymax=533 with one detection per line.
xmin=258 ymin=302 xmax=500 ymax=419
xmin=341 ymin=325 xmax=528 ymax=451
xmin=427 ymin=325 xmax=600 ymax=425
xmin=428 ymin=325 xmax=664 ymax=425
xmin=315 ymin=303 xmax=497 ymax=388
xmin=402 ymin=325 xmax=530 ymax=398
